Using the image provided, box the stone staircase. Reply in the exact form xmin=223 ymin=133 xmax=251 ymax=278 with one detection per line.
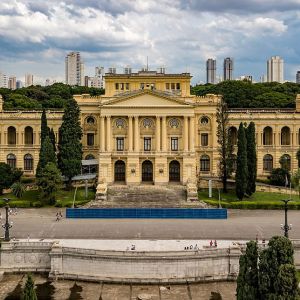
xmin=86 ymin=184 xmax=206 ymax=208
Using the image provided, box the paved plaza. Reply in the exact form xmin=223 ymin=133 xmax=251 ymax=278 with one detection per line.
xmin=0 ymin=274 xmax=236 ymax=300
xmin=1 ymin=208 xmax=299 ymax=240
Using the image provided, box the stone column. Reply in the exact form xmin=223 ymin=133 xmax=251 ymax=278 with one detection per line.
xmin=156 ymin=116 xmax=161 ymax=151
xmin=134 ymin=116 xmax=140 ymax=152
xmin=128 ymin=116 xmax=133 ymax=152
xmin=189 ymin=116 xmax=195 ymax=151
xmin=162 ymin=116 xmax=167 ymax=151
xmin=184 ymin=116 xmax=188 ymax=152
xmin=100 ymin=116 xmax=105 ymax=152
xmin=106 ymin=116 xmax=111 ymax=151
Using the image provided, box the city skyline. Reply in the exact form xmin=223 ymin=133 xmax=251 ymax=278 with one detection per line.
xmin=1 ymin=1 xmax=300 ymax=84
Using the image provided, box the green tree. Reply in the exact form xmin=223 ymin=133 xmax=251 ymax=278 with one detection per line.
xmin=37 ymin=162 xmax=62 ymax=205
xmin=57 ymin=98 xmax=83 ymax=188
xmin=36 ymin=136 xmax=57 ymax=178
xmin=49 ymin=128 xmax=56 ymax=152
xmin=40 ymin=109 xmax=49 ymax=145
xmin=0 ymin=163 xmax=14 ymax=195
xmin=258 ymin=236 xmax=298 ymax=299
xmin=216 ymin=98 xmax=234 ymax=192
xmin=22 ymin=273 xmax=37 ymax=300
xmin=246 ymin=122 xmax=257 ymax=196
xmin=296 ymin=149 xmax=300 ymax=168
xmin=237 ymin=241 xmax=259 ymax=300
xmin=292 ymin=169 xmax=300 ymax=199
xmin=270 ymin=168 xmax=290 ymax=187
xmin=11 ymin=182 xmax=25 ymax=198
xmin=276 ymin=264 xmax=299 ymax=299
xmin=236 ymin=123 xmax=248 ymax=200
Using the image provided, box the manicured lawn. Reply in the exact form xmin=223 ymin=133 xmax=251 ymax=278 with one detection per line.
xmin=199 ymin=189 xmax=300 ymax=209
xmin=1 ymin=187 xmax=95 ymax=208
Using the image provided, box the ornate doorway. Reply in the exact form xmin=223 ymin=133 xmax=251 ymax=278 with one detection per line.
xmin=114 ymin=160 xmax=126 ymax=182
xmin=142 ymin=160 xmax=153 ymax=182
xmin=169 ymin=160 xmax=180 ymax=182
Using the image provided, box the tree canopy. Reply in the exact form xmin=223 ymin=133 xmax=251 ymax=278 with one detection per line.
xmin=191 ymin=81 xmax=299 ymax=108
xmin=1 ymin=83 xmax=104 ymax=110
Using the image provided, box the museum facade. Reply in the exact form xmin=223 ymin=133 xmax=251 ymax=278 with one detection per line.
xmin=1 ymin=70 xmax=300 ymax=186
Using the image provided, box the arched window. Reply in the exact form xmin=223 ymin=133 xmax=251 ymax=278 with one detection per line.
xmin=86 ymin=116 xmax=95 ymax=124
xmin=263 ymin=154 xmax=273 ymax=172
xmin=85 ymin=154 xmax=95 ymax=160
xmin=24 ymin=154 xmax=33 ymax=171
xmin=25 ymin=126 xmax=33 ymax=145
xmin=7 ymin=126 xmax=16 ymax=145
xmin=263 ymin=127 xmax=273 ymax=145
xmin=228 ymin=127 xmax=238 ymax=145
xmin=200 ymin=116 xmax=209 ymax=125
xmin=200 ymin=155 xmax=210 ymax=172
xmin=7 ymin=153 xmax=16 ymax=169
xmin=280 ymin=154 xmax=291 ymax=171
xmin=281 ymin=126 xmax=290 ymax=145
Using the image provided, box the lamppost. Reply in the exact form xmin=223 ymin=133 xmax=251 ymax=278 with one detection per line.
xmin=280 ymin=199 xmax=292 ymax=238
xmin=2 ymin=198 xmax=12 ymax=241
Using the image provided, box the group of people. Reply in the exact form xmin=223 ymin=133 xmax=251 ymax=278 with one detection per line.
xmin=209 ymin=240 xmax=218 ymax=247
xmin=55 ymin=211 xmax=63 ymax=221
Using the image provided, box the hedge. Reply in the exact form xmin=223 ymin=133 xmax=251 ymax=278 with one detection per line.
xmin=204 ymin=200 xmax=300 ymax=209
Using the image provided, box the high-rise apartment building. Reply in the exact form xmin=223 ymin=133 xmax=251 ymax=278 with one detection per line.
xmin=206 ymin=59 xmax=216 ymax=84
xmin=84 ymin=67 xmax=105 ymax=89
xmin=296 ymin=71 xmax=300 ymax=84
xmin=124 ymin=66 xmax=132 ymax=75
xmin=0 ymin=72 xmax=8 ymax=88
xmin=108 ymin=67 xmax=116 ymax=74
xmin=267 ymin=56 xmax=284 ymax=83
xmin=25 ymin=74 xmax=33 ymax=87
xmin=8 ymin=76 xmax=16 ymax=90
xmin=65 ymin=52 xmax=84 ymax=86
xmin=223 ymin=57 xmax=233 ymax=81
xmin=16 ymin=80 xmax=23 ymax=89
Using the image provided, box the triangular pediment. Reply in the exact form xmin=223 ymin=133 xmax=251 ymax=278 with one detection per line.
xmin=102 ymin=90 xmax=191 ymax=107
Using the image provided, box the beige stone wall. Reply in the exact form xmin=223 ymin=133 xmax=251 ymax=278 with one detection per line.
xmin=1 ymin=73 xmax=300 ymax=185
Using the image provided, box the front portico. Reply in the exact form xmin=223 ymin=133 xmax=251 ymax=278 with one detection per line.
xmin=97 ymin=89 xmax=196 ymax=186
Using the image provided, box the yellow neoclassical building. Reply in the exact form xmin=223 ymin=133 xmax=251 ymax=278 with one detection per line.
xmin=1 ymin=70 xmax=300 ymax=190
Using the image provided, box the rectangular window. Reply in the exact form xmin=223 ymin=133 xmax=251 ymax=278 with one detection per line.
xmin=176 ymin=83 xmax=180 ymax=90
xmin=171 ymin=137 xmax=178 ymax=151
xmin=87 ymin=133 xmax=94 ymax=146
xmin=171 ymin=83 xmax=175 ymax=90
xmin=126 ymin=83 xmax=130 ymax=90
xmin=201 ymin=133 xmax=208 ymax=146
xmin=144 ymin=137 xmax=151 ymax=151
xmin=140 ymin=83 xmax=144 ymax=89
xmin=166 ymin=83 xmax=170 ymax=90
xmin=115 ymin=83 xmax=119 ymax=90
xmin=120 ymin=83 xmax=124 ymax=90
xmin=116 ymin=137 xmax=124 ymax=151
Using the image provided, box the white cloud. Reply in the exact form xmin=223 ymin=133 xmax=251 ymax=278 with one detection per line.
xmin=0 ymin=0 xmax=298 ymax=83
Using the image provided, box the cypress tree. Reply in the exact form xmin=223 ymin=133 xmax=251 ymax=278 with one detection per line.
xmin=236 ymin=122 xmax=248 ymax=200
xmin=216 ymin=98 xmax=234 ymax=193
xmin=22 ymin=273 xmax=37 ymax=300
xmin=40 ymin=109 xmax=49 ymax=145
xmin=246 ymin=122 xmax=257 ymax=196
xmin=57 ymin=99 xmax=83 ymax=187
xmin=36 ymin=136 xmax=57 ymax=178
xmin=49 ymin=128 xmax=56 ymax=152
xmin=236 ymin=241 xmax=259 ymax=300
xmin=258 ymin=236 xmax=299 ymax=299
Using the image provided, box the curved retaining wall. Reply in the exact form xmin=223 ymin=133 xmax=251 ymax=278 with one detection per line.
xmin=0 ymin=240 xmax=299 ymax=283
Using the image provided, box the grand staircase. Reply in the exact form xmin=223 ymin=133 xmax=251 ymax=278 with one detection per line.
xmin=86 ymin=184 xmax=206 ymax=208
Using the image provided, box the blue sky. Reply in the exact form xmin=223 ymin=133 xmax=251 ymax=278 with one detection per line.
xmin=0 ymin=0 xmax=300 ymax=84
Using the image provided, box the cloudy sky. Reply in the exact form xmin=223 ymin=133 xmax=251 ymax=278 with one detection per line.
xmin=1 ymin=0 xmax=300 ymax=84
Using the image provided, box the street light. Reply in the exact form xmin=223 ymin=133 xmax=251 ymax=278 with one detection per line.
xmin=2 ymin=198 xmax=12 ymax=241
xmin=280 ymin=199 xmax=292 ymax=238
